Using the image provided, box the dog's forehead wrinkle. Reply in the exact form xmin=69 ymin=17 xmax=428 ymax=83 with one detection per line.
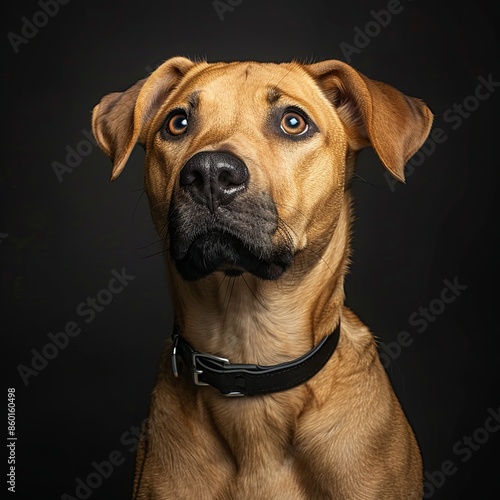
xmin=192 ymin=63 xmax=297 ymax=92
xmin=186 ymin=90 xmax=200 ymax=109
xmin=267 ymin=87 xmax=281 ymax=105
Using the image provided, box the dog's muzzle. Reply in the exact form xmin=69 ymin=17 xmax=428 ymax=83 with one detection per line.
xmin=168 ymin=151 xmax=293 ymax=281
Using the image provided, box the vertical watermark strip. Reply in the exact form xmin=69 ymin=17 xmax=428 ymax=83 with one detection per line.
xmin=7 ymin=388 xmax=16 ymax=493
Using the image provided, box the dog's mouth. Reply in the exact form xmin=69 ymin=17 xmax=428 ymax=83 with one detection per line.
xmin=168 ymin=190 xmax=294 ymax=281
xmin=172 ymin=230 xmax=293 ymax=281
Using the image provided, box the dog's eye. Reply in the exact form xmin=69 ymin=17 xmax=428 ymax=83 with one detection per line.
xmin=166 ymin=112 xmax=189 ymax=136
xmin=280 ymin=111 xmax=308 ymax=135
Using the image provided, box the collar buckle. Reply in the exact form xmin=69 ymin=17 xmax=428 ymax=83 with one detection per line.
xmin=191 ymin=352 xmax=245 ymax=396
xmin=191 ymin=352 xmax=229 ymax=386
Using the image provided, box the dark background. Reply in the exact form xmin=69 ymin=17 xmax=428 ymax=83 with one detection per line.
xmin=3 ymin=0 xmax=499 ymax=498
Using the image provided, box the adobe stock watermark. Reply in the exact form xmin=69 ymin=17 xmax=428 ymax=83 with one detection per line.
xmin=379 ymin=277 xmax=467 ymax=367
xmin=385 ymin=72 xmax=500 ymax=192
xmin=60 ymin=420 xmax=145 ymax=499
xmin=339 ymin=0 xmax=411 ymax=63
xmin=7 ymin=0 xmax=71 ymax=54
xmin=423 ymin=406 xmax=500 ymax=498
xmin=52 ymin=129 xmax=98 ymax=183
xmin=17 ymin=267 xmax=135 ymax=386
xmin=213 ymin=0 xmax=244 ymax=22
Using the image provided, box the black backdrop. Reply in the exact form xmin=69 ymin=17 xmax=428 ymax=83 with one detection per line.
xmin=3 ymin=0 xmax=499 ymax=498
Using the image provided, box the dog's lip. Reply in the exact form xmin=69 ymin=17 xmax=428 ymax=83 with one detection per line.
xmin=171 ymin=230 xmax=292 ymax=281
xmin=171 ymin=226 xmax=262 ymax=260
xmin=180 ymin=230 xmax=267 ymax=262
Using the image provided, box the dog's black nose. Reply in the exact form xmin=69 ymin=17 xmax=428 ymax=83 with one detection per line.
xmin=179 ymin=152 xmax=249 ymax=212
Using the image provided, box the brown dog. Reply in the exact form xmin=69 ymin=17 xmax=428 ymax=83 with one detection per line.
xmin=92 ymin=57 xmax=432 ymax=499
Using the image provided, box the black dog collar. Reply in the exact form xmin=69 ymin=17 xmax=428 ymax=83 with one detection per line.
xmin=170 ymin=322 xmax=341 ymax=397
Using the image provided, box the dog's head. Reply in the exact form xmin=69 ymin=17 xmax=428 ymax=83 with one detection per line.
xmin=92 ymin=57 xmax=432 ymax=282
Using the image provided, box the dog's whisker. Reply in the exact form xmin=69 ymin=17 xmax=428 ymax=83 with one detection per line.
xmin=274 ymin=202 xmax=309 ymax=222
xmin=131 ymin=188 xmax=148 ymax=221
xmin=276 ymin=217 xmax=337 ymax=281
xmin=269 ymin=66 xmax=295 ymax=93
xmin=150 ymin=200 xmax=171 ymax=211
xmin=222 ymin=277 xmax=236 ymax=329
xmin=135 ymin=239 xmax=164 ymax=250
xmin=301 ymin=246 xmax=337 ymax=280
xmin=216 ymin=273 xmax=229 ymax=293
xmin=240 ymin=275 xmax=271 ymax=312
xmin=351 ymin=173 xmax=380 ymax=189
xmin=141 ymin=249 xmax=168 ymax=260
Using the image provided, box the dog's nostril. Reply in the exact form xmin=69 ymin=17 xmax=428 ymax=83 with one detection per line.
xmin=218 ymin=170 xmax=233 ymax=187
xmin=219 ymin=171 xmax=228 ymax=186
xmin=180 ymin=166 xmax=205 ymax=188
xmin=191 ymin=171 xmax=204 ymax=187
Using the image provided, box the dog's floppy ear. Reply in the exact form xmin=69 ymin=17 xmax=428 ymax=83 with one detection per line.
xmin=306 ymin=60 xmax=433 ymax=182
xmin=92 ymin=56 xmax=195 ymax=181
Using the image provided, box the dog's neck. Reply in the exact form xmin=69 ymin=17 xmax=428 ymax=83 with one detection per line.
xmin=167 ymin=196 xmax=351 ymax=366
